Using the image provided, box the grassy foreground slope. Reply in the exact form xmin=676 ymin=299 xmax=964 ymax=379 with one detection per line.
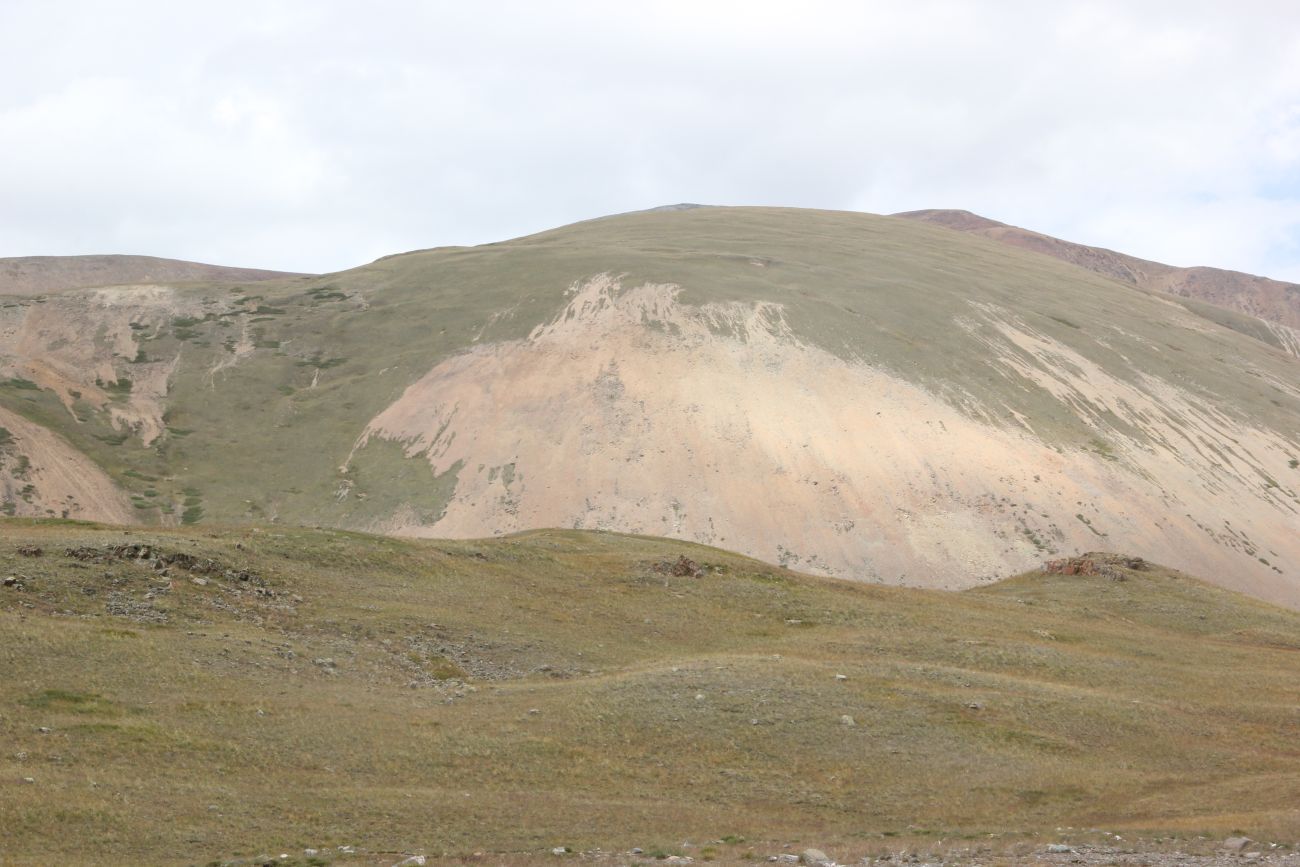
xmin=2 ymin=521 xmax=1299 ymax=864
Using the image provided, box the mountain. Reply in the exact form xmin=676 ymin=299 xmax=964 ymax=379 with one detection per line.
xmin=1 ymin=207 xmax=1298 ymax=607
xmin=0 ymin=254 xmax=307 ymax=296
xmin=894 ymin=209 xmax=1300 ymax=356
xmin=4 ymin=520 xmax=1300 ymax=863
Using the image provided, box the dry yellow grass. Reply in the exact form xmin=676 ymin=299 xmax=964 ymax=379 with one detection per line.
xmin=1 ymin=519 xmax=1298 ymax=865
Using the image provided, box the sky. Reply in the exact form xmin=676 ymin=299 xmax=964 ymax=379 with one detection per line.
xmin=3 ymin=0 xmax=1300 ymax=280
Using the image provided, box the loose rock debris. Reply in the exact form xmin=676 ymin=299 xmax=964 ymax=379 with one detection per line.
xmin=64 ymin=543 xmax=263 ymax=584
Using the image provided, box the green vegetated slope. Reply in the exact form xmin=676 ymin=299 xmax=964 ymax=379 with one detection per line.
xmin=895 ymin=208 xmax=1300 ymax=344
xmin=1 ymin=521 xmax=1299 ymax=865
xmin=0 ymin=207 xmax=1298 ymax=604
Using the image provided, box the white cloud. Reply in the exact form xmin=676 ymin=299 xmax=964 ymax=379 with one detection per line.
xmin=1 ymin=0 xmax=1299 ymax=279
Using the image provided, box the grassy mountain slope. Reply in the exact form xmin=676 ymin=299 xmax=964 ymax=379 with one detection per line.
xmin=0 ymin=207 xmax=1298 ymax=605
xmin=2 ymin=521 xmax=1299 ymax=865
xmin=0 ymin=254 xmax=307 ymax=296
xmin=894 ymin=209 xmax=1300 ymax=355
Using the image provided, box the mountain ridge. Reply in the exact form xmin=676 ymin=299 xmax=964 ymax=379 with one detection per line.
xmin=0 ymin=206 xmax=1297 ymax=607
xmin=894 ymin=208 xmax=1300 ymax=355
xmin=0 ymin=253 xmax=309 ymax=296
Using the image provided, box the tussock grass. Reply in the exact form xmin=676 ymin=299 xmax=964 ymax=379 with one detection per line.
xmin=1 ymin=520 xmax=1298 ymax=864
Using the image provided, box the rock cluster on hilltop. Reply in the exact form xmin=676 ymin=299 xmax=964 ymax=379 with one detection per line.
xmin=1041 ymin=553 xmax=1149 ymax=581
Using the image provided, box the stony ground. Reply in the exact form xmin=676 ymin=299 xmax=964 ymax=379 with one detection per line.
xmin=205 ymin=838 xmax=1300 ymax=867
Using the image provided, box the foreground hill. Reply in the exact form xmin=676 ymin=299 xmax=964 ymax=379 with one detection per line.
xmin=0 ymin=254 xmax=307 ymax=295
xmin=895 ymin=209 xmax=1300 ymax=356
xmin=0 ymin=207 xmax=1298 ymax=606
xmin=1 ymin=522 xmax=1298 ymax=864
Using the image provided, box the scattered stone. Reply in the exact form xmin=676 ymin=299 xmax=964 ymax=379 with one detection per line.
xmin=64 ymin=544 xmax=263 ymax=584
xmin=36 ymin=727 xmax=50 ymax=734
xmin=631 ymin=848 xmax=644 ymax=855
xmin=653 ymin=555 xmax=706 ymax=578
xmin=3 ymin=575 xmax=21 ymax=588
xmin=834 ymin=674 xmax=848 ymax=681
xmin=528 ymin=708 xmax=540 ymax=715
xmin=1041 ymin=553 xmax=1146 ymax=581
xmin=552 ymin=846 xmax=569 ymax=855
xmin=313 ymin=657 xmax=336 ymax=668
xmin=775 ymin=854 xmax=799 ymax=864
xmin=695 ymin=692 xmax=706 ymax=701
xmin=839 ymin=714 xmax=855 ymax=726
xmin=303 ymin=850 xmax=318 ymax=857
xmin=191 ymin=577 xmax=208 ymax=586
xmin=1222 ymin=837 xmax=1253 ymax=853
xmin=801 ymin=848 xmax=830 ymax=865
xmin=1046 ymin=843 xmax=1073 ymax=853
xmin=393 ymin=856 xmax=427 ymax=866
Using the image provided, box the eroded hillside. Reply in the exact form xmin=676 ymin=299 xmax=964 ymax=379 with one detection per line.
xmin=357 ymin=271 xmax=1300 ymax=605
xmin=1 ymin=208 xmax=1298 ymax=605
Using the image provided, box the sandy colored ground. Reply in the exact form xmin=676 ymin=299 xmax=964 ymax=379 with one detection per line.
xmin=0 ymin=285 xmax=207 ymax=445
xmin=361 ymin=275 xmax=1300 ymax=607
xmin=0 ymin=404 xmax=136 ymax=522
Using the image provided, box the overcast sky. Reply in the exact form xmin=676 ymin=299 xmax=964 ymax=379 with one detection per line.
xmin=3 ymin=1 xmax=1300 ymax=280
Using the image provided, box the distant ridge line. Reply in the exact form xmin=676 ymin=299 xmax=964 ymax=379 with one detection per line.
xmin=894 ymin=208 xmax=1300 ymax=334
xmin=0 ymin=253 xmax=309 ymax=296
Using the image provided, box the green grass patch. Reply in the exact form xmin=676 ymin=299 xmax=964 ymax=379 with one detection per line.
xmin=20 ymin=689 xmax=125 ymax=716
